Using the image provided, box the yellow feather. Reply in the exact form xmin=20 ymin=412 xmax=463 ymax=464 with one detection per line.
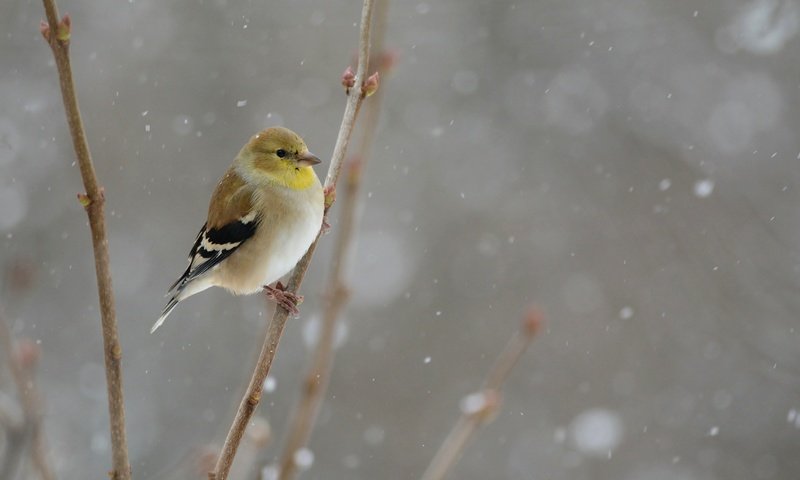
xmin=262 ymin=164 xmax=317 ymax=190
xmin=234 ymin=126 xmax=320 ymax=191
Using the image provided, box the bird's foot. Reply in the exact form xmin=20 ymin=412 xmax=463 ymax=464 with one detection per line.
xmin=321 ymin=219 xmax=331 ymax=235
xmin=264 ymin=281 xmax=303 ymax=316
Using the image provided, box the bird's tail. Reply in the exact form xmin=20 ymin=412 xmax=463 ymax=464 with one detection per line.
xmin=151 ymin=276 xmax=214 ymax=333
xmin=151 ymin=296 xmax=179 ymax=333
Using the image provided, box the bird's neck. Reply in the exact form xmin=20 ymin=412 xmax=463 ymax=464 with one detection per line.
xmin=235 ymin=158 xmax=317 ymax=190
xmin=267 ymin=166 xmax=317 ymax=190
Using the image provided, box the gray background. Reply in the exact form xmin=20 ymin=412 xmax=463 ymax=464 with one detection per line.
xmin=2 ymin=0 xmax=800 ymax=478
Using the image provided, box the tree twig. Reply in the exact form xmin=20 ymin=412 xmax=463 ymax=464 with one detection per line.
xmin=274 ymin=160 xmax=357 ymax=480
xmin=276 ymin=2 xmax=392 ymax=478
xmin=39 ymin=3 xmax=131 ymax=479
xmin=209 ymin=1 xmax=378 ymax=478
xmin=420 ymin=308 xmax=544 ymax=480
xmin=0 ymin=315 xmax=29 ymax=480
xmin=0 ymin=314 xmax=55 ymax=480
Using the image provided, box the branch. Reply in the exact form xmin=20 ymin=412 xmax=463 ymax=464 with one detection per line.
xmin=39 ymin=3 xmax=131 ymax=479
xmin=273 ymin=159 xmax=357 ymax=480
xmin=420 ymin=308 xmax=544 ymax=480
xmin=0 ymin=316 xmax=28 ymax=480
xmin=0 ymin=314 xmax=55 ymax=480
xmin=209 ymin=1 xmax=378 ymax=478
xmin=276 ymin=2 xmax=392 ymax=478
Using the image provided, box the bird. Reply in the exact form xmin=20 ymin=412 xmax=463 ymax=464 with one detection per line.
xmin=152 ymin=126 xmax=324 ymax=333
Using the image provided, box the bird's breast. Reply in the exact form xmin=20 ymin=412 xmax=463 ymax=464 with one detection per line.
xmin=216 ymin=183 xmax=323 ymax=295
xmin=259 ymin=198 xmax=323 ymax=284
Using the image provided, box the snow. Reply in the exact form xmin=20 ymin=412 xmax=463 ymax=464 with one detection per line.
xmin=293 ymin=447 xmax=314 ymax=470
xmin=693 ymin=180 xmax=715 ymax=198
xmin=569 ymin=408 xmax=624 ymax=457
xmin=787 ymin=408 xmax=800 ymax=428
xmin=460 ymin=391 xmax=488 ymax=415
xmin=263 ymin=376 xmax=277 ymax=393
xmin=171 ymin=114 xmax=193 ymax=135
xmin=260 ymin=465 xmax=279 ymax=480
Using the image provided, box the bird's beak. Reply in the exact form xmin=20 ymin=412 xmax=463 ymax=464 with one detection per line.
xmin=296 ymin=152 xmax=321 ymax=167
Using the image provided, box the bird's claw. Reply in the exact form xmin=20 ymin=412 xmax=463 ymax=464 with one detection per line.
xmin=321 ymin=219 xmax=331 ymax=235
xmin=264 ymin=281 xmax=303 ymax=316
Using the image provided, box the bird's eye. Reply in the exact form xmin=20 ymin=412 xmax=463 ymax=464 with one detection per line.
xmin=276 ymin=149 xmax=287 ymax=158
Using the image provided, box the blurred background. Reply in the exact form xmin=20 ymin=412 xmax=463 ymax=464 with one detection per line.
xmin=2 ymin=0 xmax=800 ymax=478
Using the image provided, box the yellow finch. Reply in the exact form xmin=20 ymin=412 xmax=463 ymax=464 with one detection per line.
xmin=152 ymin=126 xmax=324 ymax=333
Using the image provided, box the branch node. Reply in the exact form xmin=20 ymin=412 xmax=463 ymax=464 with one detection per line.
xmin=362 ymin=72 xmax=380 ymax=97
xmin=323 ymin=185 xmax=337 ymax=211
xmin=111 ymin=343 xmax=122 ymax=361
xmin=56 ymin=13 xmax=71 ymax=43
xmin=39 ymin=20 xmax=50 ymax=41
xmin=77 ymin=192 xmax=91 ymax=207
xmin=341 ymin=66 xmax=356 ymax=94
xmin=464 ymin=389 xmax=501 ymax=424
xmin=247 ymin=391 xmax=261 ymax=407
xmin=522 ymin=306 xmax=544 ymax=338
xmin=319 ymin=219 xmax=331 ymax=236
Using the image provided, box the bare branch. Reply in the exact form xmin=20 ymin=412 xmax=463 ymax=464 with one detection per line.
xmin=39 ymin=2 xmax=130 ymax=478
xmin=274 ymin=158 xmax=357 ymax=480
xmin=420 ymin=307 xmax=544 ymax=480
xmin=276 ymin=2 xmax=392 ymax=478
xmin=0 ymin=315 xmax=29 ymax=480
xmin=0 ymin=314 xmax=55 ymax=480
xmin=209 ymin=0 xmax=378 ymax=478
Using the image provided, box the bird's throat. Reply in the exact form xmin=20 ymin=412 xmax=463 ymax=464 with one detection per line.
xmin=268 ymin=165 xmax=317 ymax=190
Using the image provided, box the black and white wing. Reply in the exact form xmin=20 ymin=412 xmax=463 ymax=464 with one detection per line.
xmin=168 ymin=212 xmax=259 ymax=295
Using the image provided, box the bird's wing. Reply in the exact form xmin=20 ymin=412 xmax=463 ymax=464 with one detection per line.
xmin=168 ymin=170 xmax=259 ymax=294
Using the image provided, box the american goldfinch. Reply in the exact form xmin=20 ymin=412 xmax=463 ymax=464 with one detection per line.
xmin=152 ymin=126 xmax=324 ymax=333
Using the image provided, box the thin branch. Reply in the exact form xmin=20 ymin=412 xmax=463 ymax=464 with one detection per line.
xmin=420 ymin=308 xmax=544 ymax=480
xmin=0 ymin=422 xmax=28 ymax=480
xmin=39 ymin=3 xmax=131 ymax=479
xmin=322 ymin=0 xmax=376 ymax=191
xmin=0 ymin=317 xmax=26 ymax=407
xmin=0 ymin=314 xmax=55 ymax=480
xmin=274 ymin=160 xmax=356 ymax=480
xmin=276 ymin=2 xmax=392 ymax=477
xmin=0 ymin=316 xmax=29 ymax=480
xmin=209 ymin=1 xmax=378 ymax=478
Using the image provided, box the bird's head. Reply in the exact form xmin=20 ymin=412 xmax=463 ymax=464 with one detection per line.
xmin=237 ymin=126 xmax=321 ymax=189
